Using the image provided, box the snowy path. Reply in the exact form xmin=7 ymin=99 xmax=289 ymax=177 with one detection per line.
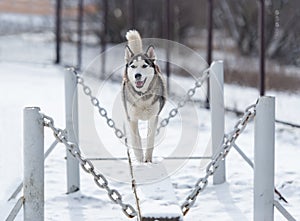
xmin=0 ymin=62 xmax=300 ymax=220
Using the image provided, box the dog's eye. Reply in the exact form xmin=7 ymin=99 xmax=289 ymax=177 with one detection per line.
xmin=130 ymin=65 xmax=137 ymax=68
xmin=142 ymin=64 xmax=148 ymax=68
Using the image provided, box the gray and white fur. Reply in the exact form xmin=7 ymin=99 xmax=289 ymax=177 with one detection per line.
xmin=122 ymin=30 xmax=166 ymax=162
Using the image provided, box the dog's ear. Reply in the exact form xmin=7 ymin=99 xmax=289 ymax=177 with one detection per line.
xmin=145 ymin=45 xmax=156 ymax=60
xmin=125 ymin=45 xmax=134 ymax=63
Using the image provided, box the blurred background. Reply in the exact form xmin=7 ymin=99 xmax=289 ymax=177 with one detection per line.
xmin=0 ymin=0 xmax=299 ymax=93
xmin=1 ymin=2 xmax=300 ymax=220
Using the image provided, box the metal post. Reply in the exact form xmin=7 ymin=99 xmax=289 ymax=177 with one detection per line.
xmin=77 ymin=0 xmax=84 ymax=70
xmin=23 ymin=107 xmax=44 ymax=221
xmin=65 ymin=71 xmax=80 ymax=193
xmin=254 ymin=96 xmax=275 ymax=221
xmin=209 ymin=61 xmax=225 ymax=184
xmin=258 ymin=0 xmax=265 ymax=96
xmin=206 ymin=0 xmax=213 ymax=109
xmin=55 ymin=0 xmax=62 ymax=64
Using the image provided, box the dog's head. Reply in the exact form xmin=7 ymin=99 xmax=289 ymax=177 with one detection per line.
xmin=124 ymin=45 xmax=158 ymax=93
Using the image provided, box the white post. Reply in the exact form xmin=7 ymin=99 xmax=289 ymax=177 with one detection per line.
xmin=23 ymin=107 xmax=44 ymax=221
xmin=209 ymin=60 xmax=226 ymax=184
xmin=254 ymin=96 xmax=275 ymax=221
xmin=65 ymin=71 xmax=80 ymax=193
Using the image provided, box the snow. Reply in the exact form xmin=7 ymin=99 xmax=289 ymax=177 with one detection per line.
xmin=134 ymin=163 xmax=183 ymax=220
xmin=1 ymin=34 xmax=300 ymax=221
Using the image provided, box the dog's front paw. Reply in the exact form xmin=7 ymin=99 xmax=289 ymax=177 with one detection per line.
xmin=136 ymin=156 xmax=144 ymax=162
xmin=134 ymin=154 xmax=144 ymax=162
xmin=132 ymin=148 xmax=144 ymax=162
xmin=145 ymin=150 xmax=153 ymax=163
xmin=144 ymin=158 xmax=152 ymax=163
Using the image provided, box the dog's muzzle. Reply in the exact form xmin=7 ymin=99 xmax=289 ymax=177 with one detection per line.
xmin=135 ymin=77 xmax=147 ymax=88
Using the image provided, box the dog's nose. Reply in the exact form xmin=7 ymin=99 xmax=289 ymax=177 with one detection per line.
xmin=135 ymin=73 xmax=142 ymax=80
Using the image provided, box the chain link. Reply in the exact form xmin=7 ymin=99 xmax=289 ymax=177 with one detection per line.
xmin=71 ymin=69 xmax=126 ymax=140
xmin=156 ymin=68 xmax=210 ymax=134
xmin=41 ymin=113 xmax=137 ymax=218
xmin=181 ymin=103 xmax=256 ymax=216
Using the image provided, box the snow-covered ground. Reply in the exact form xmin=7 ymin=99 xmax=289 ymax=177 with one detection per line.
xmin=1 ymin=31 xmax=300 ymax=220
xmin=1 ymin=60 xmax=299 ymax=221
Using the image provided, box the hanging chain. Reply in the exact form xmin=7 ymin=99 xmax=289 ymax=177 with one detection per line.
xmin=42 ymin=114 xmax=137 ymax=218
xmin=181 ymin=103 xmax=257 ymax=216
xmin=156 ymin=68 xmax=210 ymax=134
xmin=69 ymin=68 xmax=126 ymax=140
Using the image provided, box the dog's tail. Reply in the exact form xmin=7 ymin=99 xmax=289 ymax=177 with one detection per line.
xmin=126 ymin=30 xmax=143 ymax=54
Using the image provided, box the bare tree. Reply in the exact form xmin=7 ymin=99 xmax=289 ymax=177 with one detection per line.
xmin=215 ymin=0 xmax=300 ymax=65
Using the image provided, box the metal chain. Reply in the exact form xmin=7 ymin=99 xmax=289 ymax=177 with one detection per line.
xmin=181 ymin=103 xmax=257 ymax=216
xmin=156 ymin=68 xmax=210 ymax=134
xmin=42 ymin=114 xmax=137 ymax=218
xmin=70 ymin=68 xmax=126 ymax=140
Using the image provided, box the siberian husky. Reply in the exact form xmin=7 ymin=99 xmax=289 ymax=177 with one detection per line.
xmin=122 ymin=30 xmax=167 ymax=162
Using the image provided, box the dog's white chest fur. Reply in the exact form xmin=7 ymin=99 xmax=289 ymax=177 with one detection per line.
xmin=126 ymin=93 xmax=161 ymax=121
